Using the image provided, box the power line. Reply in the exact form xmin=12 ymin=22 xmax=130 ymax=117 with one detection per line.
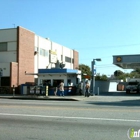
xmin=96 ymin=66 xmax=121 ymax=69
xmin=97 ymin=63 xmax=117 ymax=66
xmin=76 ymin=43 xmax=140 ymax=49
xmin=80 ymin=56 xmax=113 ymax=60
xmin=80 ymin=52 xmax=140 ymax=61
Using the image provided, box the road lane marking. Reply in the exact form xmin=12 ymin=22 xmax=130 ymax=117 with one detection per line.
xmin=0 ymin=113 xmax=140 ymax=122
xmin=1 ymin=105 xmax=140 ymax=113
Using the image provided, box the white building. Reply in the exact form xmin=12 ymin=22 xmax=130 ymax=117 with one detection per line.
xmin=0 ymin=26 xmax=79 ymax=91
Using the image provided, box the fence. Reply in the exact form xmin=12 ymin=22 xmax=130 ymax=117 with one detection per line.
xmin=21 ymin=85 xmax=78 ymax=96
xmin=0 ymin=86 xmax=11 ymax=94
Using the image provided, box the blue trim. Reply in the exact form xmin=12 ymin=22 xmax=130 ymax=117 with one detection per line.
xmin=21 ymin=84 xmax=27 ymax=94
xmin=38 ymin=69 xmax=78 ymax=74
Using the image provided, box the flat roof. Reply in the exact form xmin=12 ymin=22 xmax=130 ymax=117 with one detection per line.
xmin=113 ymin=54 xmax=140 ymax=69
xmin=38 ymin=68 xmax=80 ymax=74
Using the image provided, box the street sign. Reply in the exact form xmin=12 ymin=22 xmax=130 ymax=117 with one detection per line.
xmin=94 ymin=69 xmax=96 ymax=76
xmin=84 ymin=75 xmax=91 ymax=79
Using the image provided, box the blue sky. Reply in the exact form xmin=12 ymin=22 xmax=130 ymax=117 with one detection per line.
xmin=1 ymin=0 xmax=140 ymax=76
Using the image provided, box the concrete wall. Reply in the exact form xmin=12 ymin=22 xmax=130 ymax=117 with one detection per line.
xmin=0 ymin=51 xmax=17 ymax=63
xmin=34 ymin=35 xmax=50 ymax=73
xmin=0 ymin=28 xmax=17 ymax=42
xmin=34 ymin=35 xmax=77 ymax=71
xmin=63 ymin=46 xmax=73 ymax=68
xmin=0 ymin=28 xmax=17 ymax=63
xmin=0 ymin=63 xmax=10 ymax=76
xmin=94 ymin=81 xmax=118 ymax=93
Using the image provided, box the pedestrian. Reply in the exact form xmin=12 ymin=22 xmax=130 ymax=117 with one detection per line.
xmin=54 ymin=87 xmax=58 ymax=96
xmin=59 ymin=81 xmax=65 ymax=96
xmin=85 ymin=81 xmax=90 ymax=97
xmin=80 ymin=81 xmax=83 ymax=95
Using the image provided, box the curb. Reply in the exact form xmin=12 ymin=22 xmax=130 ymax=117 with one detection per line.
xmin=0 ymin=96 xmax=84 ymax=101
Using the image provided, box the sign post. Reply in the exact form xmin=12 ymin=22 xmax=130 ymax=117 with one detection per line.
xmin=92 ymin=60 xmax=95 ymax=95
xmin=91 ymin=59 xmax=101 ymax=96
xmin=13 ymin=85 xmax=15 ymax=97
xmin=0 ymin=69 xmax=3 ymax=87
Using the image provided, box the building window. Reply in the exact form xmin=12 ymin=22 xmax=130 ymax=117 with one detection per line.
xmin=72 ymin=58 xmax=74 ymax=63
xmin=40 ymin=48 xmax=48 ymax=57
xmin=65 ymin=56 xmax=71 ymax=63
xmin=1 ymin=77 xmax=10 ymax=86
xmin=61 ymin=55 xmax=63 ymax=61
xmin=0 ymin=42 xmax=7 ymax=51
xmin=40 ymin=49 xmax=43 ymax=56
xmin=45 ymin=50 xmax=48 ymax=57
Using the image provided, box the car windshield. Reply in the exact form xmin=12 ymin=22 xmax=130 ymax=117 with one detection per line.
xmin=128 ymin=82 xmax=139 ymax=85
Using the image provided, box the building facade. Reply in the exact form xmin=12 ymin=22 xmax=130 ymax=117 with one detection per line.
xmin=0 ymin=26 xmax=79 ymax=88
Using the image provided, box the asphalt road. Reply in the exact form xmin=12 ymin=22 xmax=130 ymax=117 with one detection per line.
xmin=0 ymin=96 xmax=140 ymax=140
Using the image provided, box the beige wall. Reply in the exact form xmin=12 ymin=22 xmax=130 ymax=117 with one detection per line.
xmin=0 ymin=29 xmax=17 ymax=63
xmin=0 ymin=28 xmax=17 ymax=42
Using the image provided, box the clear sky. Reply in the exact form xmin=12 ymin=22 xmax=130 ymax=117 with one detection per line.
xmin=1 ymin=0 xmax=140 ymax=76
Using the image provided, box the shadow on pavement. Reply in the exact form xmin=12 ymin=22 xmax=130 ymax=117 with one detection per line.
xmin=87 ymin=99 xmax=140 ymax=107
xmin=87 ymin=91 xmax=140 ymax=107
xmin=99 ymin=91 xmax=140 ymax=96
xmin=0 ymin=96 xmax=79 ymax=101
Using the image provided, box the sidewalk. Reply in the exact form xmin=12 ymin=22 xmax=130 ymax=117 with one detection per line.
xmin=0 ymin=91 xmax=135 ymax=102
xmin=0 ymin=94 xmax=93 ymax=101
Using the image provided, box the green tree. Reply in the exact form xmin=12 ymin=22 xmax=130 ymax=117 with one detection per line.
xmin=78 ymin=64 xmax=92 ymax=79
xmin=113 ymin=69 xmax=140 ymax=82
xmin=132 ymin=68 xmax=140 ymax=74
xmin=114 ymin=70 xmax=124 ymax=77
xmin=117 ymin=74 xmax=126 ymax=81
xmin=95 ymin=74 xmax=101 ymax=80
xmin=95 ymin=74 xmax=108 ymax=81
xmin=101 ymin=74 xmax=108 ymax=81
xmin=130 ymin=70 xmax=140 ymax=78
xmin=78 ymin=64 xmax=108 ymax=80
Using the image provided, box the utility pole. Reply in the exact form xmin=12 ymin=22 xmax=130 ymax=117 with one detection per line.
xmin=0 ymin=69 xmax=3 ymax=87
xmin=91 ymin=59 xmax=101 ymax=95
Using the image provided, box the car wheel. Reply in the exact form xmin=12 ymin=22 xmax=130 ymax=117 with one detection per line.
xmin=126 ymin=90 xmax=130 ymax=94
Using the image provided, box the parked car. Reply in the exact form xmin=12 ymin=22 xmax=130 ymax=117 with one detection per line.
xmin=126 ymin=81 xmax=140 ymax=93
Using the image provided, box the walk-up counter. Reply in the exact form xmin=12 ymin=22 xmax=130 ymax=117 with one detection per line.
xmin=37 ymin=68 xmax=81 ymax=96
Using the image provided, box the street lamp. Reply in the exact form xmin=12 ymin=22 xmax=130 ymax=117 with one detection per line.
xmin=91 ymin=58 xmax=101 ymax=95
